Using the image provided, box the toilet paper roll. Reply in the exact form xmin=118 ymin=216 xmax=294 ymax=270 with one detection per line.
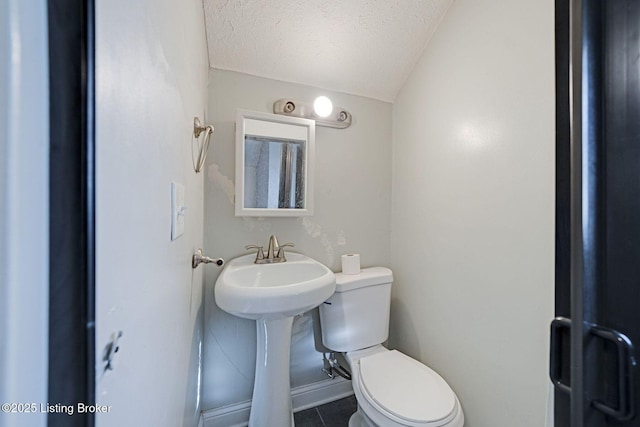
xmin=341 ymin=254 xmax=361 ymax=275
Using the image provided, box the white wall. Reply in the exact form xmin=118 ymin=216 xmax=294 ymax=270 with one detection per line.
xmin=390 ymin=0 xmax=555 ymax=426
xmin=202 ymin=69 xmax=392 ymax=410
xmin=0 ymin=1 xmax=49 ymax=426
xmin=95 ymin=0 xmax=208 ymax=425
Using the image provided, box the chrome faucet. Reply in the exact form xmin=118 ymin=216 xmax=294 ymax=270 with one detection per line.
xmin=246 ymin=235 xmax=295 ymax=264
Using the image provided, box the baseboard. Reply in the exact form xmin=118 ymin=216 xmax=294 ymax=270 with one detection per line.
xmin=201 ymin=377 xmax=354 ymax=427
xmin=291 ymin=376 xmax=354 ymax=412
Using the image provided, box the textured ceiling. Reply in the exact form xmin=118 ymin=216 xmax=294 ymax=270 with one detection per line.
xmin=203 ymin=0 xmax=454 ymax=102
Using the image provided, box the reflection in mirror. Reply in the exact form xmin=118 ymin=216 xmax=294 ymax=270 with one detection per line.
xmin=244 ymin=136 xmax=305 ymax=209
xmin=236 ymin=110 xmax=315 ymax=217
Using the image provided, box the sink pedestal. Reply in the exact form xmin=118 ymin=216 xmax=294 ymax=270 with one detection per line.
xmin=249 ymin=317 xmax=295 ymax=427
xmin=214 ymin=252 xmax=337 ymax=426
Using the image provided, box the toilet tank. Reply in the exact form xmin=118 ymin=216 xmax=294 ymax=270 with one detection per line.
xmin=319 ymin=267 xmax=393 ymax=352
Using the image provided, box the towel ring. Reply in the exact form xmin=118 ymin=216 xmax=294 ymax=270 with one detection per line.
xmin=193 ymin=117 xmax=214 ymax=173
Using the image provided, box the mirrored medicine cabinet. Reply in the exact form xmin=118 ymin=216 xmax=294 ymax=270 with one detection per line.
xmin=235 ymin=109 xmax=315 ymax=217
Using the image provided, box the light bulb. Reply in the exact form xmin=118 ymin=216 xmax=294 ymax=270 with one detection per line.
xmin=313 ymin=96 xmax=333 ymax=118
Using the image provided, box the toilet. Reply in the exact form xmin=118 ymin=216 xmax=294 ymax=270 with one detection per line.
xmin=319 ymin=267 xmax=464 ymax=427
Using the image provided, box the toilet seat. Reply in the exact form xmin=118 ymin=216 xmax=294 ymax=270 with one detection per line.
xmin=357 ymin=350 xmax=458 ymax=426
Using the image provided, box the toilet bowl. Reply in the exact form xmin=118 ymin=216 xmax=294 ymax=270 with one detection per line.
xmin=345 ymin=345 xmax=463 ymax=427
xmin=319 ymin=268 xmax=464 ymax=427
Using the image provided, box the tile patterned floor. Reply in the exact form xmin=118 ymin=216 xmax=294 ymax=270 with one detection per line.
xmin=293 ymin=395 xmax=357 ymax=427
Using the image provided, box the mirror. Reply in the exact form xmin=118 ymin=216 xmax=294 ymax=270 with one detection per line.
xmin=236 ymin=110 xmax=315 ymax=216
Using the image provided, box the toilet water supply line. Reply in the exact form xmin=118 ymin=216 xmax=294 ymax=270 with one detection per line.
xmin=322 ymin=352 xmax=352 ymax=381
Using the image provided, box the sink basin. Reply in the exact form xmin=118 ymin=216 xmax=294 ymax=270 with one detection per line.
xmin=215 ymin=252 xmax=336 ymax=319
xmin=214 ymin=252 xmax=336 ymax=427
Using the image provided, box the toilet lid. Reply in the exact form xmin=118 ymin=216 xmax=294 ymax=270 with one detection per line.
xmin=358 ymin=350 xmax=456 ymax=424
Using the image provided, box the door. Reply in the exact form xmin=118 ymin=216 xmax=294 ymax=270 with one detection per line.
xmin=553 ymin=0 xmax=640 ymax=425
xmin=0 ymin=1 xmax=50 ymax=426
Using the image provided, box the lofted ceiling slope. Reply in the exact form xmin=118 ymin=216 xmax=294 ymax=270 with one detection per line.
xmin=203 ymin=0 xmax=454 ymax=102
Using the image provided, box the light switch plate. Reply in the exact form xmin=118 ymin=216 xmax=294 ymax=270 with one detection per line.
xmin=171 ymin=182 xmax=185 ymax=240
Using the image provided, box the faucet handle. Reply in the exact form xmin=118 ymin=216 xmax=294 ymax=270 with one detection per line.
xmin=245 ymin=245 xmax=265 ymax=260
xmin=276 ymin=242 xmax=294 ymax=258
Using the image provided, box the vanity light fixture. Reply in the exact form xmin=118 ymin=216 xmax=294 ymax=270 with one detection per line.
xmin=273 ymin=98 xmax=352 ymax=129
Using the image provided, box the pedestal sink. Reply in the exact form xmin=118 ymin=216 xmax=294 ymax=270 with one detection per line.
xmin=215 ymin=252 xmax=336 ymax=427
